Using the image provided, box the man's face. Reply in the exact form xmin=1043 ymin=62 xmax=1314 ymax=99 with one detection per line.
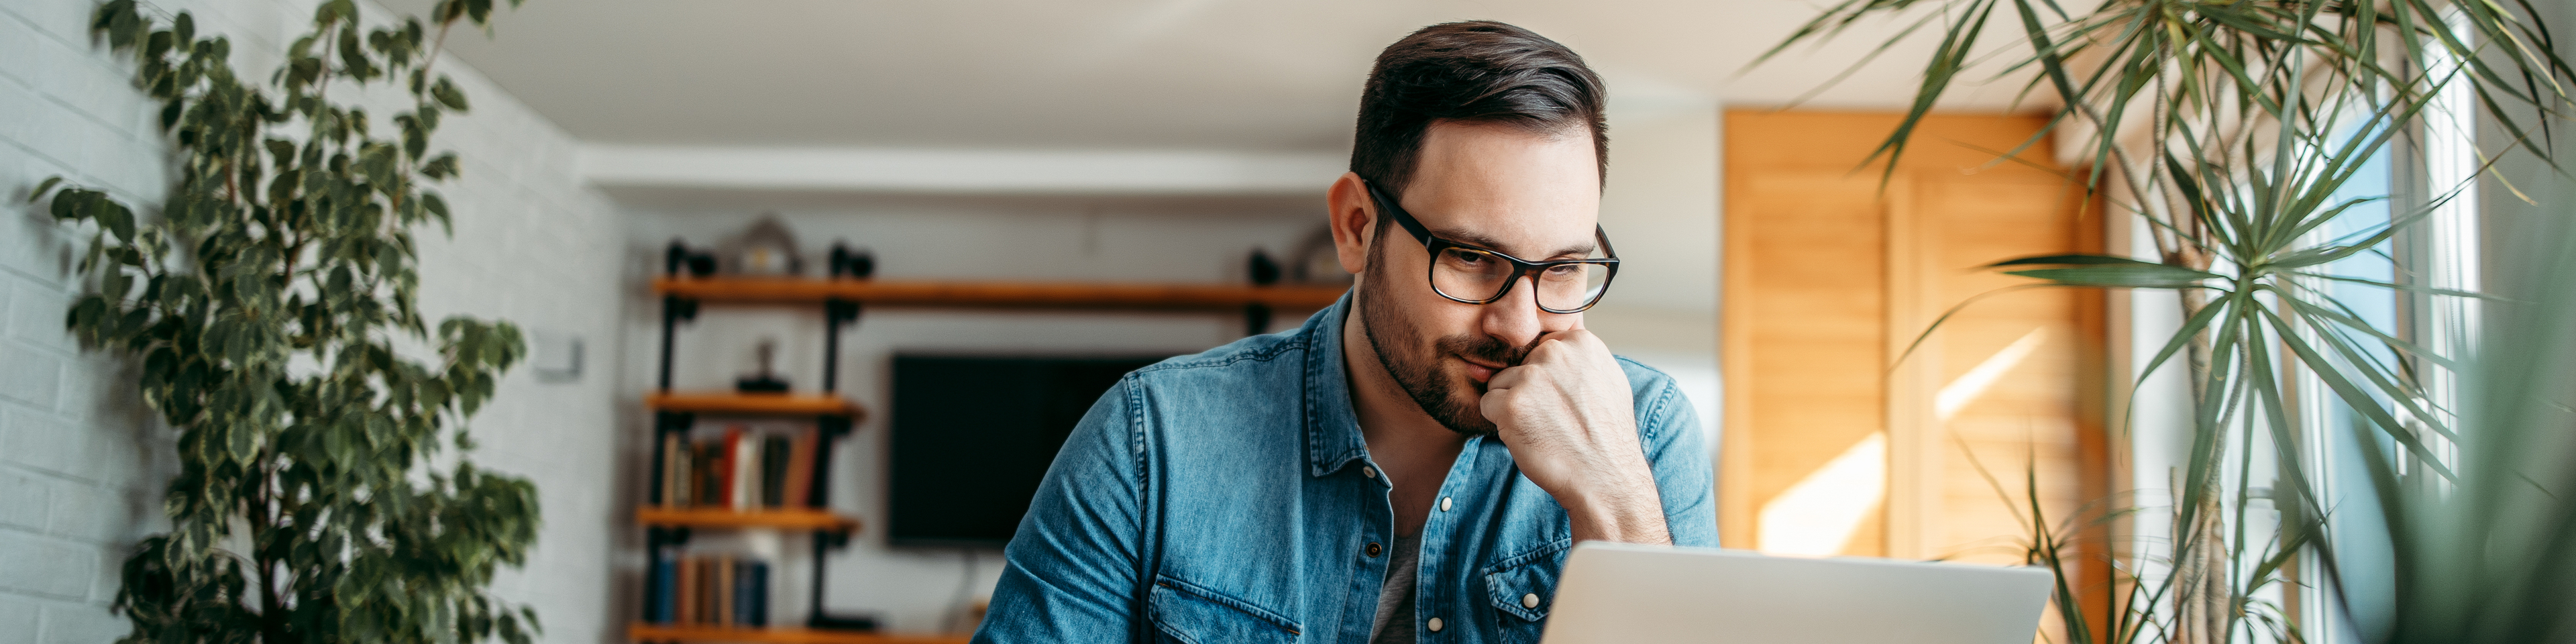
xmin=1359 ymin=120 xmax=1601 ymax=435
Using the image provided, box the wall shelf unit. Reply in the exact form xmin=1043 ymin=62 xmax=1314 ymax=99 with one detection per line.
xmin=635 ymin=242 xmax=1350 ymax=641
xmin=652 ymin=276 xmax=1346 ymax=311
xmin=638 ymin=508 xmax=863 ymax=531
xmin=647 ymin=392 xmax=863 ymax=417
xmin=628 ymin=625 xmax=969 ymax=644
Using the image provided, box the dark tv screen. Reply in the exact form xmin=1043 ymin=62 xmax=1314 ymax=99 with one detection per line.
xmin=888 ymin=354 xmax=1167 ymax=547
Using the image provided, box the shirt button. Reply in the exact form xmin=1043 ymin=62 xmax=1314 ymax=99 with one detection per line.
xmin=1362 ymin=466 xmax=1377 ymax=478
xmin=1439 ymin=496 xmax=1452 ymax=512
xmin=1522 ymin=593 xmax=1541 ymax=608
xmin=1428 ymin=617 xmax=1444 ymax=632
xmin=1366 ymin=542 xmax=1383 ymax=557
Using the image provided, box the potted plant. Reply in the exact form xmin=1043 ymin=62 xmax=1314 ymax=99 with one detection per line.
xmin=31 ymin=1 xmax=541 ymax=642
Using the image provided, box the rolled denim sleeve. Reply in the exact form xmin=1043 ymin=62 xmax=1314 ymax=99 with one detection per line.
xmin=973 ymin=378 xmax=1143 ymax=643
xmin=1625 ymin=359 xmax=1719 ymax=549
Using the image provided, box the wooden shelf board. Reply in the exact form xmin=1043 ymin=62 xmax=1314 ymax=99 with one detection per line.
xmin=635 ymin=508 xmax=861 ymax=531
xmin=653 ymin=277 xmax=1346 ymax=311
xmin=628 ymin=625 xmax=967 ymax=644
xmin=646 ymin=392 xmax=859 ymax=417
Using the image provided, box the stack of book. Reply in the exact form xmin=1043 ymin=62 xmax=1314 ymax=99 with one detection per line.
xmin=658 ymin=425 xmax=818 ymax=510
xmin=645 ymin=550 xmax=773 ymax=627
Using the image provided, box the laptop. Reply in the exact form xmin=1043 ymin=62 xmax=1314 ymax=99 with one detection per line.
xmin=1540 ymin=542 xmax=2055 ymax=644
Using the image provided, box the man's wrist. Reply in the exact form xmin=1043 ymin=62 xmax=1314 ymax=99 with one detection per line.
xmin=1560 ymin=470 xmax=1670 ymax=545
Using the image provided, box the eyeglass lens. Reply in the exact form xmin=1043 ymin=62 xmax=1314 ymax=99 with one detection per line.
xmin=1429 ymin=247 xmax=1611 ymax=311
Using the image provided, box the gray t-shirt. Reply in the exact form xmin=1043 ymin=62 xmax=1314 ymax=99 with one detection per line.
xmin=1368 ymin=534 xmax=1423 ymax=644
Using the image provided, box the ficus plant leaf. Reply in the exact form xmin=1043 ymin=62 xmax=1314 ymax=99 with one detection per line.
xmin=33 ymin=1 xmax=539 ymax=643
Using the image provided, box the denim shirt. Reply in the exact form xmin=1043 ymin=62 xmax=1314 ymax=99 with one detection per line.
xmin=975 ymin=292 xmax=1718 ymax=644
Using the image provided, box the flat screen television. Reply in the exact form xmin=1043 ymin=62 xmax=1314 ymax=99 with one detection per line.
xmin=888 ymin=354 xmax=1170 ymax=547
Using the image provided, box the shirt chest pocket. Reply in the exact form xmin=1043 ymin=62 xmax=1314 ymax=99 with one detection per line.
xmin=1148 ymin=576 xmax=1302 ymax=644
xmin=1482 ymin=540 xmax=1571 ymax=644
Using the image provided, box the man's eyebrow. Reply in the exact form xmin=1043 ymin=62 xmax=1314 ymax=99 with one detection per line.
xmin=1430 ymin=227 xmax=1599 ymax=260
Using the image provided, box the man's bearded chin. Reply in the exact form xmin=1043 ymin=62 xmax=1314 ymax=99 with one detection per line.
xmin=1358 ymin=268 xmax=1529 ymax=437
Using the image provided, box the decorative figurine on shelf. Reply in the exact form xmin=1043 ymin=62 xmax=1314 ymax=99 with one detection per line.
xmin=723 ymin=214 xmax=804 ymax=276
xmin=828 ymin=242 xmax=875 ymax=279
xmin=664 ymin=239 xmax=718 ymax=277
xmin=1248 ymin=248 xmax=1283 ymax=286
xmin=737 ymin=339 xmax=792 ymax=394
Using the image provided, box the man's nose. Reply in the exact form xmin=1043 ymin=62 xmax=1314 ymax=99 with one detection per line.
xmin=1478 ymin=276 xmax=1552 ymax=350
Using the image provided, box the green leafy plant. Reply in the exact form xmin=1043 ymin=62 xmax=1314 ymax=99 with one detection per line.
xmin=28 ymin=1 xmax=537 ymax=642
xmin=1758 ymin=0 xmax=2575 ymax=643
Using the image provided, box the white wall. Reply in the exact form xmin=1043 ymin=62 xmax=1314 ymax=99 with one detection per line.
xmin=0 ymin=1 xmax=626 ymax=643
xmin=1589 ymin=92 xmax=1722 ymax=437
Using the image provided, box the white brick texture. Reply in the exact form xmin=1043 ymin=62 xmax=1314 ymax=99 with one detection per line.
xmin=0 ymin=1 xmax=625 ymax=643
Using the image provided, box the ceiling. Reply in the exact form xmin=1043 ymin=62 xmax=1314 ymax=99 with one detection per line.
xmin=390 ymin=0 xmax=2045 ymax=152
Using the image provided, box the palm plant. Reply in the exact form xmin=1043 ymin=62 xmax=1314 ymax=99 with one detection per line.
xmin=1758 ymin=0 xmax=2575 ymax=642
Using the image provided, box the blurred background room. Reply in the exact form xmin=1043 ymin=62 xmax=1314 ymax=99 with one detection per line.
xmin=4 ymin=1 xmax=2571 ymax=643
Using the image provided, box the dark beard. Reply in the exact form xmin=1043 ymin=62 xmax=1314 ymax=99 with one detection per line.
xmin=1358 ymin=262 xmax=1530 ymax=437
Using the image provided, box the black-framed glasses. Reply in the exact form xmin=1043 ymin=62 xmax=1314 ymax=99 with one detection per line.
xmin=1364 ymin=180 xmax=1620 ymax=314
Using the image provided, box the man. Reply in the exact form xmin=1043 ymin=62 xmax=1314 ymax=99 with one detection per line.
xmin=976 ymin=21 xmax=1715 ymax=643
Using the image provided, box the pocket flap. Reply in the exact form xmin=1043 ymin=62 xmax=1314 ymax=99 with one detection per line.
xmin=1149 ymin=576 xmax=1301 ymax=644
xmin=1483 ymin=540 xmax=1572 ymax=623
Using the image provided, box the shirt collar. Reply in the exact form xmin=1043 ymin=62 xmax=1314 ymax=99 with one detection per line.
xmin=1303 ymin=289 xmax=1371 ymax=477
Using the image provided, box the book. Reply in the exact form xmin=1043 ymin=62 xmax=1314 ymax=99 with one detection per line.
xmin=699 ymin=556 xmax=722 ymax=625
xmin=732 ymin=558 xmax=756 ymax=627
xmin=655 ymin=433 xmax=678 ymax=507
xmin=645 ymin=547 xmax=676 ymax=623
xmin=746 ymin=559 xmax=770 ymax=627
xmin=674 ymin=553 xmax=698 ymax=625
xmin=760 ymin=435 xmax=791 ymax=508
xmin=720 ymin=426 xmax=745 ymax=511
xmin=695 ymin=442 xmax=723 ymax=509
xmin=733 ymin=429 xmax=759 ymax=511
xmin=714 ymin=553 xmax=736 ymax=626
xmin=783 ymin=429 xmax=816 ymax=508
xmin=667 ymin=433 xmax=691 ymax=508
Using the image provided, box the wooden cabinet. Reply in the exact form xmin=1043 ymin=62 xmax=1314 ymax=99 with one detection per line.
xmin=1721 ymin=111 xmax=2110 ymax=584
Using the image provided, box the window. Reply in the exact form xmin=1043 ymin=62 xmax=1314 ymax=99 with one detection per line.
xmin=2294 ymin=11 xmax=2482 ymax=640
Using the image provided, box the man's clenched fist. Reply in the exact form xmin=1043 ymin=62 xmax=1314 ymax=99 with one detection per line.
xmin=1480 ymin=328 xmax=1670 ymax=544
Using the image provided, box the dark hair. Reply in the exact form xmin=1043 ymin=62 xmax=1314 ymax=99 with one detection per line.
xmin=1350 ymin=21 xmax=1609 ymax=198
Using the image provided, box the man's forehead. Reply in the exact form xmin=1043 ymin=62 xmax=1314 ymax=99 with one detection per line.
xmin=1400 ymin=121 xmax=1602 ymax=258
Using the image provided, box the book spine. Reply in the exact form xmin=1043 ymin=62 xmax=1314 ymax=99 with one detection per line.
xmin=731 ymin=559 xmax=754 ymax=629
xmin=669 ymin=435 xmax=690 ymax=510
xmin=700 ymin=557 xmax=720 ymax=625
xmin=735 ymin=432 xmax=758 ymax=511
xmin=648 ymin=547 xmax=677 ymax=624
xmin=748 ymin=560 xmax=769 ymax=627
xmin=696 ymin=442 xmax=720 ymax=509
xmin=761 ymin=435 xmax=790 ymax=508
xmin=714 ymin=554 xmax=736 ymax=626
xmin=651 ymin=431 xmax=672 ymax=506
xmin=720 ymin=426 xmax=745 ymax=511
xmin=784 ymin=429 xmax=815 ymax=508
xmin=674 ymin=553 xmax=697 ymax=625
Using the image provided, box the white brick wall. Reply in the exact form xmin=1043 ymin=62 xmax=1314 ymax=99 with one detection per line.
xmin=0 ymin=1 xmax=625 ymax=643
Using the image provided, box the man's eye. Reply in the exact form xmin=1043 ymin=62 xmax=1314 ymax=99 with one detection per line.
xmin=1543 ymin=264 xmax=1582 ymax=278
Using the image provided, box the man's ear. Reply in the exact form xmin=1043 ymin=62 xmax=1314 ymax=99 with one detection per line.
xmin=1326 ymin=172 xmax=1377 ymax=276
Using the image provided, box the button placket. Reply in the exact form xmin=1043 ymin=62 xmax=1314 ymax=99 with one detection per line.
xmin=1413 ymin=436 xmax=1485 ymax=641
